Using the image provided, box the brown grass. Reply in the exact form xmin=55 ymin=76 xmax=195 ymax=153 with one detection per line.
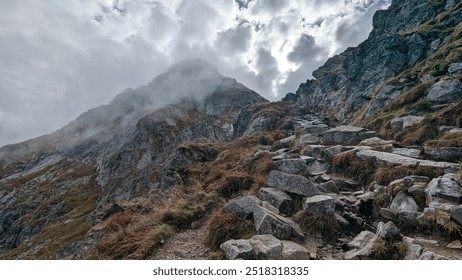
xmin=0 ymin=162 xmax=101 ymax=260
xmin=370 ymin=239 xmax=407 ymax=260
xmin=331 ymin=151 xmax=376 ymax=186
xmin=373 ymin=165 xmax=444 ymax=186
xmin=205 ymin=210 xmax=255 ymax=250
xmin=294 ymin=212 xmax=339 ymax=240
xmin=423 ymin=209 xmax=462 ymax=238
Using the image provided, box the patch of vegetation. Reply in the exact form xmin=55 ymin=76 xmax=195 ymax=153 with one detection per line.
xmin=331 ymin=151 xmax=376 ymax=186
xmin=370 ymin=239 xmax=407 ymax=260
xmin=373 ymin=164 xmax=444 ymax=186
xmin=294 ymin=213 xmax=339 ymax=240
xmin=205 ymin=210 xmax=255 ymax=250
xmin=0 ymin=162 xmax=101 ymax=260
xmin=424 ymin=210 xmax=462 ymax=238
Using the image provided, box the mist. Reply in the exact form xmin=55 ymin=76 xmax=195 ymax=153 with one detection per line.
xmin=0 ymin=0 xmax=391 ymax=147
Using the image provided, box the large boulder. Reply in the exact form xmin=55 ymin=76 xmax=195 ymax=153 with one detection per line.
xmin=302 ymin=195 xmax=335 ymax=216
xmin=258 ymin=188 xmax=294 ymax=216
xmin=347 ymin=231 xmax=376 ymax=250
xmin=390 ymin=115 xmax=424 ymax=129
xmin=298 ymin=133 xmax=321 ymax=145
xmin=281 ymin=240 xmax=310 ymax=260
xmin=323 ymin=126 xmax=376 ymax=145
xmin=249 ymin=234 xmax=283 ymax=260
xmin=390 ymin=191 xmax=419 ymax=214
xmin=423 ymin=146 xmax=462 ymax=162
xmin=426 ymin=79 xmax=462 ymax=103
xmin=425 ymin=173 xmax=462 ymax=204
xmin=273 ymin=159 xmax=307 ymax=174
xmin=253 ymin=206 xmax=304 ymax=241
xmin=448 ymin=63 xmax=462 ymax=74
xmin=356 ymin=149 xmax=458 ymax=172
xmin=450 ymin=206 xmax=462 ymax=226
xmin=376 ymin=221 xmax=401 ymax=240
xmin=267 ymin=170 xmax=319 ymax=197
xmin=220 ymin=239 xmax=256 ymax=260
xmin=223 ymin=196 xmax=262 ymax=219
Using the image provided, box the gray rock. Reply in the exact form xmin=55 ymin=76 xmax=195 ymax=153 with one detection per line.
xmin=390 ymin=115 xmax=424 ymax=129
xmin=391 ymin=148 xmax=421 ymax=159
xmin=398 ymin=211 xmax=421 ymax=227
xmin=318 ymin=181 xmax=340 ymax=194
xmin=323 ymin=126 xmax=376 ymax=145
xmin=390 ymin=191 xmax=418 ymax=214
xmin=249 ymin=234 xmax=283 ymax=260
xmin=279 ymin=135 xmax=295 ymax=145
xmin=403 ymin=237 xmax=423 ymax=260
xmin=450 ymin=206 xmax=462 ymax=226
xmin=426 ymin=79 xmax=462 ymax=103
xmin=376 ymin=221 xmax=401 ymax=240
xmin=220 ymin=239 xmax=256 ymax=260
xmin=306 ymin=161 xmax=328 ymax=176
xmin=258 ymin=188 xmax=294 ymax=216
xmin=423 ymin=146 xmax=462 ymax=162
xmin=425 ymin=173 xmax=462 ymax=204
xmin=448 ymin=63 xmax=462 ymax=74
xmin=273 ymin=159 xmax=307 ymax=174
xmin=356 ymin=149 xmax=458 ymax=172
xmin=253 ymin=206 xmax=304 ymax=241
xmin=302 ymin=195 xmax=335 ymax=216
xmin=324 ymin=145 xmax=348 ymax=158
xmin=379 ymin=208 xmax=398 ymax=221
xmin=281 ymin=240 xmax=310 ymax=260
xmin=223 ymin=196 xmax=262 ymax=219
xmin=302 ymin=145 xmax=327 ymax=159
xmin=267 ymin=170 xmax=319 ymax=197
xmin=299 ymin=133 xmax=321 ymax=145
xmin=358 ymin=137 xmax=395 ymax=147
xmin=347 ymin=231 xmax=376 ymax=250
xmin=419 ymin=251 xmax=448 ymax=260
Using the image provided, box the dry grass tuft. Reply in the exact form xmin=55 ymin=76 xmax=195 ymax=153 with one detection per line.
xmin=205 ymin=210 xmax=255 ymax=250
xmin=373 ymin=165 xmax=444 ymax=186
xmin=423 ymin=209 xmax=462 ymax=238
xmin=331 ymin=151 xmax=376 ymax=186
xmin=370 ymin=239 xmax=407 ymax=260
xmin=295 ymin=213 xmax=339 ymax=240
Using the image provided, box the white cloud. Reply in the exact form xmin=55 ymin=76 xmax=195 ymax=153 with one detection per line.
xmin=0 ymin=0 xmax=391 ymax=146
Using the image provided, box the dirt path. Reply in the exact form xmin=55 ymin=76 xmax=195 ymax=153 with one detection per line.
xmin=150 ymin=224 xmax=210 ymax=260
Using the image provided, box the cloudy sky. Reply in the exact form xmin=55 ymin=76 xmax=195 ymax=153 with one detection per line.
xmin=0 ymin=0 xmax=391 ymax=147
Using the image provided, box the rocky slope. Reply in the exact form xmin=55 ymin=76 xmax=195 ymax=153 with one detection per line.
xmin=1 ymin=0 xmax=462 ymax=260
xmin=283 ymin=0 xmax=461 ymax=123
xmin=0 ymin=59 xmax=267 ymax=258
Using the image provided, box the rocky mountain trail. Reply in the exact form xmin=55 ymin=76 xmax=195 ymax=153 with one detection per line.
xmin=215 ymin=110 xmax=462 ymax=260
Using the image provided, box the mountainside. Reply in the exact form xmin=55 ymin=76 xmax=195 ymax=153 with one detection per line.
xmin=1 ymin=0 xmax=462 ymax=260
xmin=0 ymin=59 xmax=267 ymax=258
xmin=283 ymin=0 xmax=461 ymax=123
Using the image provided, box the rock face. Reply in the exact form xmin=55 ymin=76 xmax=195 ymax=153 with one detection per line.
xmin=323 ymin=126 xmax=376 ymax=145
xmin=425 ymin=173 xmax=462 ymax=204
xmin=267 ymin=170 xmax=320 ymax=197
xmin=223 ymin=196 xmax=263 ymax=219
xmin=220 ymin=239 xmax=256 ymax=260
xmin=283 ymin=0 xmax=461 ymax=121
xmin=426 ymin=79 xmax=462 ymax=103
xmin=258 ymin=188 xmax=295 ymax=216
xmin=302 ymin=195 xmax=335 ymax=216
xmin=253 ymin=206 xmax=304 ymax=241
xmin=0 ymin=59 xmax=268 ymax=258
